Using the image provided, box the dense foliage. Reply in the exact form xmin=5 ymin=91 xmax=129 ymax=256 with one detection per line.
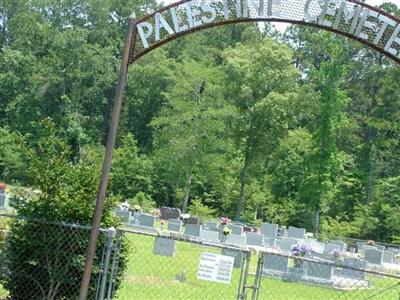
xmin=0 ymin=0 xmax=399 ymax=245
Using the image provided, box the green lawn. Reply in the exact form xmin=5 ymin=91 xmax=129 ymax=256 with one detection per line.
xmin=115 ymin=234 xmax=400 ymax=300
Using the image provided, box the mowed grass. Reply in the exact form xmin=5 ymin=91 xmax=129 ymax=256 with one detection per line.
xmin=115 ymin=234 xmax=400 ymax=300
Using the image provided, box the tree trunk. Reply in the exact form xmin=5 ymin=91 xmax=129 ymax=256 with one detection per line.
xmin=235 ymin=156 xmax=250 ymax=221
xmin=182 ymin=161 xmax=194 ymax=213
xmin=366 ymin=148 xmax=377 ymax=204
xmin=313 ymin=207 xmax=320 ymax=235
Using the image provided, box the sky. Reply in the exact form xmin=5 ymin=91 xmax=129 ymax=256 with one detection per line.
xmin=156 ymin=0 xmax=400 ymax=31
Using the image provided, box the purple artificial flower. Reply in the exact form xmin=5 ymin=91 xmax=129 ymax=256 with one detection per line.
xmin=291 ymin=243 xmax=312 ymax=257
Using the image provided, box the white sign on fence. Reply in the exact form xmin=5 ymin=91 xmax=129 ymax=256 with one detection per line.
xmin=197 ymin=252 xmax=234 ymax=284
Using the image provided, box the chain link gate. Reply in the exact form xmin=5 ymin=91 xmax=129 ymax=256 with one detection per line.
xmin=97 ymin=228 xmax=257 ymax=300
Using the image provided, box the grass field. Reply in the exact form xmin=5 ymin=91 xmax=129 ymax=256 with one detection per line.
xmin=114 ymin=233 xmax=400 ymax=300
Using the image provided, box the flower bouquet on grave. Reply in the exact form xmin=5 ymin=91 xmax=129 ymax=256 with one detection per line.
xmin=219 ymin=216 xmax=230 ymax=226
xmin=291 ymin=243 xmax=312 ymax=269
xmin=0 ymin=182 xmax=5 ymax=194
xmin=180 ymin=213 xmax=191 ymax=226
xmin=222 ymin=226 xmax=232 ymax=236
xmin=329 ymin=248 xmax=344 ymax=263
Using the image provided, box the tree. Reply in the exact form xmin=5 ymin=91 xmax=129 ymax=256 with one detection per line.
xmin=222 ymin=38 xmax=299 ymax=220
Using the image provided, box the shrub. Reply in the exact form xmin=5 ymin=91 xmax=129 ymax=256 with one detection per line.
xmin=0 ymin=120 xmax=126 ymax=299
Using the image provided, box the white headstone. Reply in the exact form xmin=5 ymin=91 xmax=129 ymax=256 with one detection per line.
xmin=200 ymin=229 xmax=220 ymax=243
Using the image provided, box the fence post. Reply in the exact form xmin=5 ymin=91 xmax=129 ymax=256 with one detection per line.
xmin=252 ymin=252 xmax=264 ymax=300
xmin=98 ymin=227 xmax=117 ymax=300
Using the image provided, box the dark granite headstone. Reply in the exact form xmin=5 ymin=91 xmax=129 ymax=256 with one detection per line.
xmin=160 ymin=207 xmax=181 ymax=220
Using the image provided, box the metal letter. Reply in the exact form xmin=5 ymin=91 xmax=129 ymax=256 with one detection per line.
xmin=137 ymin=22 xmax=153 ymax=49
xmin=384 ymin=24 xmax=400 ymax=56
xmin=170 ymin=7 xmax=189 ymax=32
xmin=155 ymin=12 xmax=174 ymax=41
xmin=355 ymin=9 xmax=378 ymax=41
xmin=374 ymin=15 xmax=396 ymax=45
xmin=201 ymin=2 xmax=217 ymax=23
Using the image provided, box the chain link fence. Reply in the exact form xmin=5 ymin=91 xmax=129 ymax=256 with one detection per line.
xmin=254 ymin=251 xmax=400 ymax=300
xmin=0 ymin=214 xmax=107 ymax=300
xmin=107 ymin=228 xmax=253 ymax=300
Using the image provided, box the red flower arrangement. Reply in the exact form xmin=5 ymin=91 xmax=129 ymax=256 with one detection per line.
xmin=0 ymin=182 xmax=6 ymax=190
xmin=220 ymin=217 xmax=230 ymax=225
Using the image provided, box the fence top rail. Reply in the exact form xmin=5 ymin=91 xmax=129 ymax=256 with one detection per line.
xmin=119 ymin=226 xmax=253 ymax=253
xmin=259 ymin=250 xmax=400 ymax=280
xmin=0 ymin=213 xmax=108 ymax=232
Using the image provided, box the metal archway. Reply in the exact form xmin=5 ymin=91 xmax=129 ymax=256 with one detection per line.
xmin=79 ymin=1 xmax=400 ymax=298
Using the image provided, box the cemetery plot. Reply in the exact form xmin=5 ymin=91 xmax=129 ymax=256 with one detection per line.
xmin=114 ymin=232 xmax=250 ymax=300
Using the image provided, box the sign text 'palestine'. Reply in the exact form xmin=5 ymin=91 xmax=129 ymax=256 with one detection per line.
xmin=135 ymin=0 xmax=400 ymax=59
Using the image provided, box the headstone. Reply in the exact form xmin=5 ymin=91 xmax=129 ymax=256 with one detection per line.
xmin=265 ymin=237 xmax=277 ymax=247
xmin=221 ymin=248 xmax=244 ymax=268
xmin=262 ymin=253 xmax=290 ymax=275
xmin=330 ymin=240 xmax=347 ymax=252
xmin=184 ymin=224 xmax=201 ymax=237
xmin=305 ymin=260 xmax=333 ymax=281
xmin=167 ymin=219 xmax=182 ymax=232
xmin=382 ymin=251 xmax=394 ymax=263
xmin=153 ymin=237 xmax=176 ymax=257
xmin=364 ymin=249 xmax=383 ymax=265
xmin=306 ymin=240 xmax=325 ymax=254
xmin=225 ymin=234 xmax=246 ymax=247
xmin=200 ymin=229 xmax=220 ymax=243
xmin=228 ymin=224 xmax=244 ymax=236
xmin=375 ymin=244 xmax=385 ymax=251
xmin=186 ymin=217 xmax=200 ymax=225
xmin=261 ymin=223 xmax=278 ymax=238
xmin=288 ymin=226 xmax=306 ymax=239
xmin=279 ymin=238 xmax=299 ymax=252
xmin=324 ymin=243 xmax=341 ymax=254
xmin=0 ymin=194 xmax=7 ymax=208
xmin=204 ymin=221 xmax=219 ymax=229
xmin=278 ymin=227 xmax=287 ymax=237
xmin=246 ymin=232 xmax=264 ymax=247
xmin=160 ymin=207 xmax=181 ymax=220
xmin=114 ymin=209 xmax=131 ymax=223
xmin=341 ymin=258 xmax=366 ymax=279
xmin=138 ymin=213 xmax=156 ymax=227
xmin=359 ymin=245 xmax=377 ymax=256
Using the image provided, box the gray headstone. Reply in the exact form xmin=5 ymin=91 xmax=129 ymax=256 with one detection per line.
xmin=167 ymin=219 xmax=182 ymax=232
xmin=341 ymin=258 xmax=366 ymax=279
xmin=138 ymin=213 xmax=156 ymax=227
xmin=153 ymin=237 xmax=176 ymax=257
xmin=160 ymin=207 xmax=181 ymax=220
xmin=246 ymin=232 xmax=264 ymax=246
xmin=324 ymin=243 xmax=341 ymax=254
xmin=359 ymin=245 xmax=377 ymax=256
xmin=330 ymin=240 xmax=347 ymax=252
xmin=279 ymin=238 xmax=299 ymax=252
xmin=262 ymin=253 xmax=290 ymax=274
xmin=305 ymin=260 xmax=333 ymax=280
xmin=221 ymin=248 xmax=244 ymax=268
xmin=0 ymin=194 xmax=7 ymax=208
xmin=186 ymin=217 xmax=199 ymax=225
xmin=265 ymin=237 xmax=277 ymax=247
xmin=225 ymin=234 xmax=246 ymax=247
xmin=261 ymin=223 xmax=278 ymax=238
xmin=278 ymin=227 xmax=287 ymax=237
xmin=375 ymin=244 xmax=385 ymax=251
xmin=364 ymin=249 xmax=383 ymax=265
xmin=200 ymin=229 xmax=220 ymax=243
xmin=288 ymin=226 xmax=306 ymax=239
xmin=204 ymin=221 xmax=219 ymax=229
xmin=184 ymin=224 xmax=201 ymax=237
xmin=114 ymin=209 xmax=131 ymax=223
xmin=382 ymin=251 xmax=394 ymax=263
xmin=228 ymin=224 xmax=244 ymax=236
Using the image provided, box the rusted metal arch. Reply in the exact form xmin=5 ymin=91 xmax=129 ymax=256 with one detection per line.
xmin=128 ymin=0 xmax=400 ymax=64
xmin=130 ymin=18 xmax=400 ymax=64
xmin=80 ymin=1 xmax=400 ymax=299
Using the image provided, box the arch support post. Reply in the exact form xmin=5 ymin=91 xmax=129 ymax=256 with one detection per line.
xmin=79 ymin=14 xmax=137 ymax=300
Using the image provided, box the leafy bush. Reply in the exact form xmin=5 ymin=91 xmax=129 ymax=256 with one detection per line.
xmin=189 ymin=198 xmax=216 ymax=220
xmin=0 ymin=121 xmax=126 ymax=299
